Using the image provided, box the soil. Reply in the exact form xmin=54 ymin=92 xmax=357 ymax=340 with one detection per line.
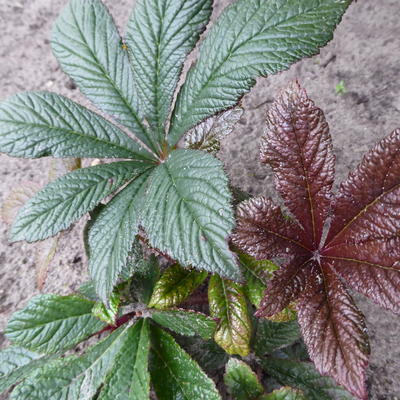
xmin=0 ymin=0 xmax=399 ymax=399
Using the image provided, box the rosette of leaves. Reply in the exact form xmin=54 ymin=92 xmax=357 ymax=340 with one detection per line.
xmin=233 ymin=81 xmax=400 ymax=399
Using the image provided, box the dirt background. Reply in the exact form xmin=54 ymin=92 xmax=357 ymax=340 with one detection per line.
xmin=0 ymin=0 xmax=399 ymax=399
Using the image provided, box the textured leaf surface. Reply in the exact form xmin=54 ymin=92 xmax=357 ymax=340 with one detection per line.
xmin=11 ymin=162 xmax=146 ymax=242
xmin=143 ymin=149 xmax=241 ymax=280
xmin=5 ymin=295 xmax=105 ymax=354
xmin=0 ymin=92 xmax=151 ymax=159
xmin=208 ymin=275 xmax=251 ymax=356
xmin=150 ymin=324 xmax=221 ymax=400
xmin=260 ymin=359 xmax=355 ymax=400
xmin=97 ymin=319 xmax=150 ymax=400
xmin=92 ymin=292 xmax=121 ymax=326
xmin=126 ymin=0 xmax=212 ymax=144
xmin=169 ymin=0 xmax=351 ymax=144
xmin=11 ymin=324 xmax=131 ymax=400
xmin=262 ymin=388 xmax=305 ymax=400
xmin=151 ymin=309 xmax=216 ymax=340
xmin=52 ymin=0 xmax=154 ymax=151
xmin=148 ymin=263 xmax=207 ymax=309
xmin=224 ymin=358 xmax=264 ymax=400
xmin=88 ymin=169 xmax=153 ymax=302
xmin=184 ymin=107 xmax=243 ymax=154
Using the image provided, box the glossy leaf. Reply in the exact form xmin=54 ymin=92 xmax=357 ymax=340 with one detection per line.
xmin=150 ymin=324 xmax=221 ymax=400
xmin=92 ymin=292 xmax=121 ymax=326
xmin=151 ymin=309 xmax=216 ymax=340
xmin=11 ymin=161 xmax=146 ymax=243
xmin=185 ymin=107 xmax=244 ymax=154
xmin=0 ymin=92 xmax=151 ymax=160
xmin=148 ymin=263 xmax=207 ymax=309
xmin=224 ymin=358 xmax=264 ymax=400
xmin=208 ymin=275 xmax=251 ymax=357
xmin=169 ymin=0 xmax=351 ymax=144
xmin=142 ymin=149 xmax=241 ymax=281
xmin=5 ymin=295 xmax=105 ymax=354
xmin=126 ymin=0 xmax=213 ymax=144
xmin=87 ymin=169 xmax=153 ymax=302
xmin=262 ymin=388 xmax=305 ymax=400
xmin=52 ymin=0 xmax=154 ymax=152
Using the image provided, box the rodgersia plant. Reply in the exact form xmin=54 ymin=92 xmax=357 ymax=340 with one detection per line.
xmin=1 ymin=0 xmax=397 ymax=399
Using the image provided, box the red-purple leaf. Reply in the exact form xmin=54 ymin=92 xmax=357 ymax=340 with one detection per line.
xmin=297 ymin=263 xmax=369 ymax=400
xmin=261 ymin=81 xmax=335 ymax=247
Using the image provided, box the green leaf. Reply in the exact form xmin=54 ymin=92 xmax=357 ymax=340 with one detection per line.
xmin=150 ymin=324 xmax=221 ymax=400
xmin=253 ymin=319 xmax=300 ymax=356
xmin=259 ymin=359 xmax=356 ymax=400
xmin=92 ymin=292 xmax=121 ymax=326
xmin=11 ymin=324 xmax=134 ymax=400
xmin=0 ymin=92 xmax=152 ymax=160
xmin=142 ymin=149 xmax=241 ymax=281
xmin=52 ymin=0 xmax=155 ymax=152
xmin=11 ymin=161 xmax=147 ymax=242
xmin=208 ymin=275 xmax=251 ymax=357
xmin=5 ymin=294 xmax=105 ymax=354
xmin=97 ymin=319 xmax=151 ymax=400
xmin=126 ymin=0 xmax=213 ymax=143
xmin=0 ymin=347 xmax=51 ymax=394
xmin=151 ymin=309 xmax=216 ymax=340
xmin=78 ymin=281 xmax=99 ymax=302
xmin=119 ymin=239 xmax=145 ymax=282
xmin=262 ymin=387 xmax=305 ymax=400
xmin=87 ymin=169 xmax=153 ymax=302
xmin=169 ymin=0 xmax=351 ymax=144
xmin=148 ymin=263 xmax=207 ymax=309
xmin=184 ymin=107 xmax=244 ymax=154
xmin=224 ymin=358 xmax=264 ymax=400
xmin=238 ymin=252 xmax=278 ymax=308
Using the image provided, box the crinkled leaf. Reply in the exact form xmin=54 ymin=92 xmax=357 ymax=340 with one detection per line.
xmin=11 ymin=161 xmax=146 ymax=242
xmin=0 ymin=347 xmax=51 ymax=394
xmin=92 ymin=292 xmax=121 ymax=326
xmin=253 ymin=319 xmax=300 ymax=356
xmin=184 ymin=107 xmax=243 ymax=154
xmin=149 ymin=324 xmax=221 ymax=400
xmin=224 ymin=358 xmax=264 ymax=400
xmin=96 ymin=319 xmax=150 ymax=400
xmin=126 ymin=0 xmax=213 ymax=144
xmin=0 ymin=92 xmax=151 ymax=160
xmin=151 ymin=309 xmax=216 ymax=340
xmin=11 ymin=324 xmax=132 ymax=400
xmin=260 ymin=359 xmax=355 ymax=400
xmin=208 ymin=275 xmax=251 ymax=357
xmin=148 ymin=263 xmax=207 ymax=309
xmin=5 ymin=294 xmax=105 ymax=354
xmin=261 ymin=388 xmax=305 ymax=400
xmin=143 ymin=149 xmax=241 ymax=281
xmin=87 ymin=169 xmax=153 ymax=302
xmin=169 ymin=0 xmax=351 ymax=144
xmin=78 ymin=281 xmax=99 ymax=302
xmin=52 ymin=0 xmax=154 ymax=152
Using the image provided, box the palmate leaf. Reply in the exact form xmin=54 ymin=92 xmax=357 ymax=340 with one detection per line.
xmin=126 ymin=0 xmax=213 ymax=144
xmin=149 ymin=324 xmax=221 ymax=400
xmin=142 ymin=149 xmax=241 ymax=281
xmin=52 ymin=0 xmax=155 ymax=153
xmin=11 ymin=161 xmax=148 ymax=243
xmin=0 ymin=92 xmax=152 ymax=160
xmin=169 ymin=0 xmax=351 ymax=145
xmin=5 ymin=295 xmax=105 ymax=354
xmin=208 ymin=275 xmax=251 ymax=357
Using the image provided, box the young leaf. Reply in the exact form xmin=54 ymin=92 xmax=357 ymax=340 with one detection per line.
xmin=126 ymin=0 xmax=213 ymax=143
xmin=151 ymin=309 xmax=216 ymax=340
xmin=142 ymin=149 xmax=241 ymax=281
xmin=208 ymin=275 xmax=251 ymax=357
xmin=0 ymin=92 xmax=152 ymax=160
xmin=261 ymin=388 xmax=305 ymax=400
xmin=169 ymin=0 xmax=351 ymax=145
xmin=224 ymin=358 xmax=264 ymax=400
xmin=184 ymin=107 xmax=244 ymax=154
xmin=148 ymin=263 xmax=207 ymax=309
xmin=150 ymin=324 xmax=221 ymax=400
xmin=11 ymin=161 xmax=147 ymax=243
xmin=52 ymin=0 xmax=155 ymax=152
xmin=87 ymin=169 xmax=153 ymax=302
xmin=92 ymin=292 xmax=121 ymax=326
xmin=5 ymin=295 xmax=105 ymax=354
xmin=11 ymin=324 xmax=133 ymax=400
